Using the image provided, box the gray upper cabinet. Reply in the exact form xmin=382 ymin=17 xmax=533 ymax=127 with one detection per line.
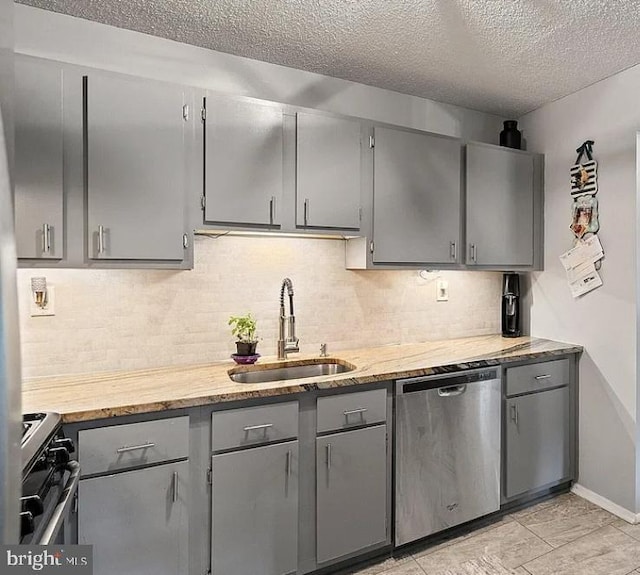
xmin=78 ymin=460 xmax=189 ymax=575
xmin=372 ymin=126 xmax=462 ymax=265
xmin=204 ymin=96 xmax=284 ymax=227
xmin=14 ymin=56 xmax=64 ymax=259
xmin=296 ymin=113 xmax=361 ymax=230
xmin=86 ymin=72 xmax=188 ymax=261
xmin=212 ymin=441 xmax=298 ymax=575
xmin=316 ymin=425 xmax=387 ymax=564
xmin=466 ymin=143 xmax=535 ymax=267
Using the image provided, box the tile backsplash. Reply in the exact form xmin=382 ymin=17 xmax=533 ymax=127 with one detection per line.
xmin=17 ymin=235 xmax=502 ymax=379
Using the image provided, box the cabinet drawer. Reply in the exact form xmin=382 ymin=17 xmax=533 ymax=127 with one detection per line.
xmin=212 ymin=401 xmax=298 ymax=452
xmin=317 ymin=388 xmax=387 ymax=433
xmin=79 ymin=416 xmax=189 ymax=476
xmin=505 ymin=359 xmax=569 ymax=396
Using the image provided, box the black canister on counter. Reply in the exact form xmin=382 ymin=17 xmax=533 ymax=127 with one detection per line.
xmin=502 ymin=273 xmax=521 ymax=338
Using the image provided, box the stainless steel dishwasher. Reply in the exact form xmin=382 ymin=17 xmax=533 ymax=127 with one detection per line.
xmin=395 ymin=368 xmax=501 ymax=546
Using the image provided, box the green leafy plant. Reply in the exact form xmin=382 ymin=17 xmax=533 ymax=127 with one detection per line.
xmin=228 ymin=313 xmax=258 ymax=343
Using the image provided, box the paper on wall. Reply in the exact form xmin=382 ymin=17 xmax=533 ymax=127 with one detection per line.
xmin=567 ymin=262 xmax=603 ymax=298
xmin=559 ymin=235 xmax=604 ymax=272
xmin=560 ymin=235 xmax=604 ymax=298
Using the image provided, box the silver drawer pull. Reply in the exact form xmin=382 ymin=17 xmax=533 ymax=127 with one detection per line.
xmin=243 ymin=423 xmax=273 ymax=432
xmin=116 ymin=442 xmax=155 ymax=454
xmin=534 ymin=374 xmax=552 ymax=380
xmin=326 ymin=443 xmax=332 ymax=470
xmin=343 ymin=408 xmax=368 ymax=416
xmin=286 ymin=450 xmax=292 ymax=477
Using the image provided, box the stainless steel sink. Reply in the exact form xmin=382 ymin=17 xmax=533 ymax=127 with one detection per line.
xmin=228 ymin=360 xmax=355 ymax=384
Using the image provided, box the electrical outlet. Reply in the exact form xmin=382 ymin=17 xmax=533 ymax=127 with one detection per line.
xmin=30 ymin=286 xmax=55 ymax=317
xmin=436 ymin=280 xmax=449 ymax=302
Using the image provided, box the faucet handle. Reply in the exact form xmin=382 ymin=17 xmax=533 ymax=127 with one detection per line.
xmin=320 ymin=343 xmax=327 ymax=357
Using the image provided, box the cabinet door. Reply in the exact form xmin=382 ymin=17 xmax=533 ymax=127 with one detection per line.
xmin=212 ymin=441 xmax=298 ymax=575
xmin=372 ymin=126 xmax=461 ymax=264
xmin=86 ymin=73 xmax=187 ymax=260
xmin=204 ymin=97 xmax=283 ymax=227
xmin=78 ymin=460 xmax=188 ymax=575
xmin=14 ymin=56 xmax=64 ymax=259
xmin=316 ymin=425 xmax=387 ymax=564
xmin=296 ymin=113 xmax=361 ymax=229
xmin=505 ymin=387 xmax=570 ymax=499
xmin=466 ymin=143 xmax=534 ymax=266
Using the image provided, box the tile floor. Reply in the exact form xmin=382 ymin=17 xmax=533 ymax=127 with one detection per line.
xmin=342 ymin=493 xmax=640 ymax=575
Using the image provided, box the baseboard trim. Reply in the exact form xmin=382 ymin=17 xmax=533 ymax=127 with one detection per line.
xmin=571 ymin=483 xmax=639 ymax=524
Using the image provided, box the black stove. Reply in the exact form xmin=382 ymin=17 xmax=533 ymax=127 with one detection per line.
xmin=20 ymin=413 xmax=78 ymax=544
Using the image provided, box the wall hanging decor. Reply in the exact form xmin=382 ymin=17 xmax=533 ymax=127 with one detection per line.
xmin=560 ymin=140 xmax=604 ymax=298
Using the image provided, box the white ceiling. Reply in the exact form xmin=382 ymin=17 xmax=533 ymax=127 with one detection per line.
xmin=15 ymin=0 xmax=640 ymax=116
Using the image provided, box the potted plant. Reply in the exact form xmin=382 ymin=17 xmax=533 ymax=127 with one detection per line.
xmin=228 ymin=313 xmax=259 ymax=361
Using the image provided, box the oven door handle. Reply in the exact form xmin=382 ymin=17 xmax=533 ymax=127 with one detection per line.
xmin=36 ymin=461 xmax=81 ymax=545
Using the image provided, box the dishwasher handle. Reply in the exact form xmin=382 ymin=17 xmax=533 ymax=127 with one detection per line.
xmin=437 ymin=385 xmax=466 ymax=397
xmin=396 ymin=369 xmax=498 ymax=395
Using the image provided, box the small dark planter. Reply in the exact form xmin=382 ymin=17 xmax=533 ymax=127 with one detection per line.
xmin=235 ymin=341 xmax=258 ymax=356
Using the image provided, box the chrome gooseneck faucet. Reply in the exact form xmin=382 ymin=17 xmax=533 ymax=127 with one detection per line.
xmin=277 ymin=278 xmax=299 ymax=359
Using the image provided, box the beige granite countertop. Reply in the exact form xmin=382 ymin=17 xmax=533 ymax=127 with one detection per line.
xmin=22 ymin=335 xmax=582 ymax=423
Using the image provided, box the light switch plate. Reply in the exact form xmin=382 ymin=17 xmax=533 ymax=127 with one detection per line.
xmin=30 ymin=286 xmax=55 ymax=317
xmin=436 ymin=280 xmax=449 ymax=302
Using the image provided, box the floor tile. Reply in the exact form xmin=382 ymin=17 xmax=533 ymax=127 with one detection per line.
xmin=507 ymin=493 xmax=572 ymax=522
xmin=612 ymin=518 xmax=640 ymax=541
xmin=341 ymin=553 xmax=415 ymax=575
xmin=412 ymin=515 xmax=516 ymax=559
xmin=377 ymin=559 xmax=427 ymax=575
xmin=414 ymin=522 xmax=552 ymax=573
xmin=515 ymin=493 xmax=616 ymax=547
xmin=523 ymin=524 xmax=640 ymax=575
xmin=429 ymin=554 xmax=526 ymax=574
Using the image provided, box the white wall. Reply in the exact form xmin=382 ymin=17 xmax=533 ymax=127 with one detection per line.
xmin=14 ymin=5 xmax=504 ymax=142
xmin=519 ymin=65 xmax=639 ymax=513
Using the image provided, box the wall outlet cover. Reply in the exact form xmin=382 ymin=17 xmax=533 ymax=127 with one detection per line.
xmin=436 ymin=280 xmax=449 ymax=302
xmin=30 ymin=285 xmax=55 ymax=317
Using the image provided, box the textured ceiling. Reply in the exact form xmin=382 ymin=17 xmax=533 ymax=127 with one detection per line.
xmin=15 ymin=0 xmax=640 ymax=116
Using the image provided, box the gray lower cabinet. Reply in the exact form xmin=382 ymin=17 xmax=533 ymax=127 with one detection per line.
xmin=14 ymin=55 xmax=64 ymax=260
xmin=78 ymin=460 xmax=189 ymax=575
xmin=372 ymin=126 xmax=462 ymax=265
xmin=316 ymin=425 xmax=387 ymax=564
xmin=204 ymin=96 xmax=284 ymax=228
xmin=296 ymin=113 xmax=362 ymax=230
xmin=86 ymin=71 xmax=189 ymax=261
xmin=211 ymin=441 xmax=298 ymax=575
xmin=504 ymin=386 xmax=571 ymax=499
xmin=466 ymin=142 xmax=536 ymax=267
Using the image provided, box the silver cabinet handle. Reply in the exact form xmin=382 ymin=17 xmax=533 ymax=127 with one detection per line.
xmin=182 ymin=233 xmax=189 ymax=249
xmin=470 ymin=243 xmax=477 ymax=263
xmin=97 ymin=225 xmax=105 ymax=255
xmin=286 ymin=450 xmax=292 ymax=478
xmin=243 ymin=423 xmax=273 ymax=432
xmin=450 ymin=241 xmax=457 ymax=260
xmin=269 ymin=196 xmax=276 ymax=225
xmin=326 ymin=443 xmax=331 ymax=470
xmin=304 ymin=198 xmax=309 ymax=226
xmin=42 ymin=224 xmax=51 ymax=254
xmin=511 ymin=404 xmax=518 ymax=425
xmin=535 ymin=374 xmax=552 ymax=380
xmin=343 ymin=408 xmax=367 ymax=416
xmin=116 ymin=442 xmax=155 ymax=454
xmin=172 ymin=471 xmax=179 ymax=503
